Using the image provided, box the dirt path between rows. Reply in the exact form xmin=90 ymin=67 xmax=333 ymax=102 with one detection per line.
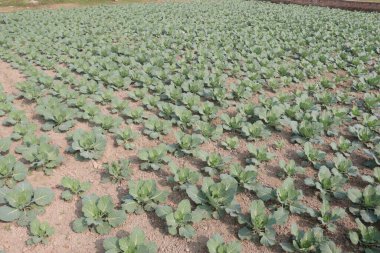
xmin=0 ymin=3 xmax=83 ymax=13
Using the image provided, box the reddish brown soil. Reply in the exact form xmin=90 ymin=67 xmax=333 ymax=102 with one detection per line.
xmin=268 ymin=0 xmax=380 ymax=12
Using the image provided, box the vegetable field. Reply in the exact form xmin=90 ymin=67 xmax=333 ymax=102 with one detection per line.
xmin=0 ymin=1 xmax=379 ymax=252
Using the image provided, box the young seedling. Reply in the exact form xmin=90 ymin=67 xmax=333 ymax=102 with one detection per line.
xmin=60 ymin=176 xmax=91 ymax=201
xmin=26 ymin=219 xmax=54 ymax=245
xmin=103 ymin=228 xmax=157 ymax=253
xmin=102 ymin=159 xmax=133 ymax=184
xmin=72 ymin=194 xmax=126 ymax=235
xmin=122 ymin=179 xmax=169 ymax=214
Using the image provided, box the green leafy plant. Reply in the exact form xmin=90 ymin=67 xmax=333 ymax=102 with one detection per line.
xmin=220 ymin=114 xmax=244 ymax=132
xmin=109 ymin=97 xmax=129 ymax=114
xmin=0 ymin=137 xmax=11 ymax=154
xmin=365 ymin=143 xmax=380 ymax=167
xmin=0 ymin=181 xmax=54 ymax=226
xmin=11 ymin=121 xmax=37 ymax=141
xmin=276 ymin=178 xmax=305 ymax=214
xmin=221 ymin=137 xmax=239 ymax=150
xmin=278 ymin=160 xmax=305 ymax=178
xmin=305 ymin=166 xmax=346 ymax=198
xmin=36 ymin=97 xmax=77 ymax=132
xmin=80 ymin=103 xmax=101 ymax=120
xmin=92 ymin=114 xmax=122 ymax=133
xmin=194 ymin=121 xmax=223 ymax=141
xmin=67 ymin=128 xmax=106 ymax=160
xmin=122 ymin=179 xmax=169 ymax=214
xmin=186 ymin=176 xmax=240 ymax=219
xmin=198 ymin=101 xmax=218 ymax=121
xmin=330 ymin=154 xmax=359 ymax=177
xmin=20 ymin=138 xmax=62 ymax=175
xmin=362 ymin=167 xmax=380 ymax=185
xmin=254 ymin=105 xmax=285 ymax=130
xmin=298 ymin=142 xmax=326 ymax=168
xmin=123 ymin=107 xmax=145 ymax=124
xmin=169 ymin=131 xmax=203 ymax=157
xmin=307 ymin=197 xmax=346 ymax=232
xmin=246 ymin=144 xmax=275 ymax=165
xmin=348 ymin=218 xmax=380 ymax=253
xmin=289 ymin=120 xmax=324 ymax=144
xmin=280 ymin=224 xmax=329 ymax=252
xmin=348 ymin=185 xmax=380 ymax=223
xmin=114 ymin=127 xmax=138 ymax=150
xmin=198 ymin=152 xmax=230 ymax=176
xmin=0 ymin=154 xmax=27 ymax=188
xmin=224 ymin=163 xmax=261 ymax=192
xmin=241 ymin=121 xmax=271 ymax=141
xmin=167 ymin=163 xmax=201 ymax=191
xmin=2 ymin=109 xmax=27 ymax=126
xmin=155 ymin=199 xmax=197 ymax=238
xmin=207 ymin=234 xmax=241 ymax=253
xmin=72 ymin=194 xmax=126 ymax=235
xmin=143 ymin=117 xmax=171 ymax=139
xmin=138 ymin=144 xmax=170 ymax=171
xmin=103 ymin=228 xmax=157 ymax=253
xmin=26 ymin=219 xmax=54 ymax=245
xmin=238 ymin=200 xmax=288 ymax=246
xmin=174 ymin=106 xmax=199 ymax=129
xmin=60 ymin=176 xmax=91 ymax=201
xmin=102 ymin=159 xmax=133 ymax=184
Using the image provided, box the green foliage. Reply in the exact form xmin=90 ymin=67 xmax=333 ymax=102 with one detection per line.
xmin=224 ymin=163 xmax=259 ymax=192
xmin=307 ymin=197 xmax=346 ymax=232
xmin=0 ymin=154 xmax=27 ymax=188
xmin=305 ymin=166 xmax=346 ymax=198
xmin=0 ymin=137 xmax=11 ymax=154
xmin=138 ymin=144 xmax=170 ymax=171
xmin=67 ymin=128 xmax=106 ymax=160
xmin=194 ymin=121 xmax=223 ymax=141
xmin=36 ymin=96 xmax=77 ymax=132
xmin=241 ymin=121 xmax=271 ymax=141
xmin=238 ymin=200 xmax=288 ymax=246
xmin=103 ymin=228 xmax=157 ymax=253
xmin=331 ymin=154 xmax=359 ymax=177
xmin=155 ymin=199 xmax=197 ymax=238
xmin=280 ymin=224 xmax=334 ymax=252
xmin=298 ymin=142 xmax=326 ymax=168
xmin=19 ymin=137 xmax=62 ymax=175
xmin=123 ymin=107 xmax=145 ymax=124
xmin=26 ymin=219 xmax=54 ymax=245
xmin=60 ymin=177 xmax=91 ymax=201
xmin=348 ymin=218 xmax=380 ymax=253
xmin=207 ymin=234 xmax=241 ymax=253
xmin=0 ymin=181 xmax=54 ymax=226
xmin=11 ymin=121 xmax=37 ymax=141
xmin=348 ymin=185 xmax=380 ymax=223
xmin=114 ymin=127 xmax=138 ymax=150
xmin=220 ymin=114 xmax=244 ymax=132
xmin=72 ymin=194 xmax=126 ymax=234
xmin=122 ymin=179 xmax=169 ymax=214
xmin=186 ymin=176 xmax=240 ymax=219
xmin=276 ymin=178 xmax=305 ymax=214
xmin=278 ymin=160 xmax=305 ymax=178
xmin=221 ymin=137 xmax=239 ymax=150
xmin=169 ymin=131 xmax=203 ymax=157
xmin=2 ymin=109 xmax=27 ymax=126
xmin=198 ymin=152 xmax=230 ymax=176
xmin=102 ymin=159 xmax=133 ymax=184
xmin=246 ymin=144 xmax=275 ymax=165
xmin=143 ymin=117 xmax=171 ymax=139
xmin=92 ymin=114 xmax=122 ymax=133
xmin=167 ymin=163 xmax=201 ymax=191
